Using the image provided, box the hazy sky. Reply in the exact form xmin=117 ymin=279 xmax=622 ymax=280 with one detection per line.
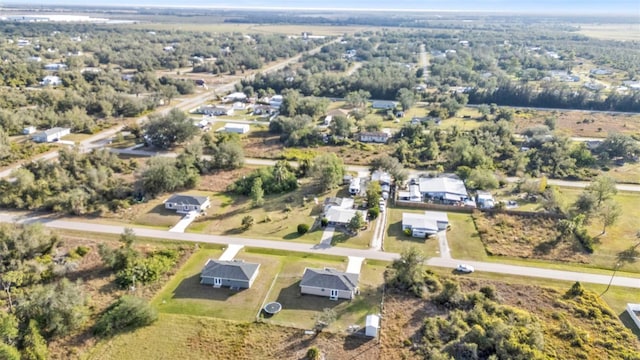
xmin=5 ymin=0 xmax=640 ymax=14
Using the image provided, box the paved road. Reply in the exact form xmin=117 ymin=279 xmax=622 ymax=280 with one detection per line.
xmin=1 ymin=212 xmax=638 ymax=289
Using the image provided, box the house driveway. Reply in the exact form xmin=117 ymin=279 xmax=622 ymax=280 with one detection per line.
xmin=168 ymin=211 xmax=198 ymax=233
xmin=319 ymin=226 xmax=335 ymax=248
xmin=346 ymin=256 xmax=364 ymax=274
xmin=219 ymin=244 xmax=245 ymax=261
xmin=436 ymin=231 xmax=451 ymax=259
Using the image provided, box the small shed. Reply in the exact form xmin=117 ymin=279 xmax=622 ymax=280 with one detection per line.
xmin=365 ymin=314 xmax=380 ymax=337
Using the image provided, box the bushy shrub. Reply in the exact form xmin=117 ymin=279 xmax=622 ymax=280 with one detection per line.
xmin=403 ymin=228 xmax=412 ymax=236
xmin=94 ymin=296 xmax=158 ymax=336
xmin=368 ymin=206 xmax=380 ymax=220
xmin=297 ymin=223 xmax=310 ymax=235
xmin=306 ymin=346 xmax=321 ymax=360
xmin=320 ymin=217 xmax=329 ymax=227
xmin=74 ymin=245 xmax=90 ymax=257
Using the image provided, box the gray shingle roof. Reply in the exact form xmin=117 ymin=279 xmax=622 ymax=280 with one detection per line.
xmin=200 ymin=260 xmax=260 ymax=281
xmin=300 ymin=268 xmax=359 ymax=291
xmin=166 ymin=194 xmax=209 ymax=206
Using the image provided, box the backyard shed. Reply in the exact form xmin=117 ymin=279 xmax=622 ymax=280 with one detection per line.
xmin=365 ymin=314 xmax=380 ymax=337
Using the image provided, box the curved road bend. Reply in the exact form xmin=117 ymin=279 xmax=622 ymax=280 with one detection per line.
xmin=0 ymin=212 xmax=638 ymax=289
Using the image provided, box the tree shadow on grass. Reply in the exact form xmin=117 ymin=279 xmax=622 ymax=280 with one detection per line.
xmin=283 ymin=232 xmax=302 ymax=240
xmin=170 ymin=274 xmax=245 ymax=301
xmin=617 ymin=242 xmax=640 ymax=264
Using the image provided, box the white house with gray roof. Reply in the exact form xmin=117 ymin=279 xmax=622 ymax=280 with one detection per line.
xmin=300 ymin=267 xmax=359 ymax=300
xmin=402 ymin=211 xmax=449 ymax=238
xmin=164 ymin=194 xmax=211 ymax=213
xmin=200 ymin=259 xmax=260 ymax=289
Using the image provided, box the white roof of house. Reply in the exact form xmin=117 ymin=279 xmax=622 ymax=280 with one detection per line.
xmin=418 ymin=177 xmax=468 ymax=197
xmin=402 ymin=211 xmax=449 ymax=233
xmin=325 ymin=208 xmax=363 ymax=224
xmin=476 ymin=191 xmax=494 ymax=200
xmin=223 ymin=123 xmax=250 ymax=131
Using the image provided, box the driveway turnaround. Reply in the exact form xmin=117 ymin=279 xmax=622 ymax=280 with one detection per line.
xmin=1 ymin=212 xmax=639 ymax=289
xmin=346 ymin=256 xmax=364 ymax=274
xmin=219 ymin=244 xmax=245 ymax=261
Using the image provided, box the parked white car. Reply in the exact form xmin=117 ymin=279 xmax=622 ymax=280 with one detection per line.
xmin=456 ymin=264 xmax=474 ymax=273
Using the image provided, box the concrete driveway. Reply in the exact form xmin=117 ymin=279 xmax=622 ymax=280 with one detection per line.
xmin=319 ymin=226 xmax=335 ymax=248
xmin=346 ymin=256 xmax=364 ymax=274
xmin=169 ymin=211 xmax=198 ymax=233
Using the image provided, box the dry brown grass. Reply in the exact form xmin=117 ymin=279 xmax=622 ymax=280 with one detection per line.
xmin=473 ymin=212 xmax=590 ymax=263
xmin=381 ymin=278 xmax=640 ymax=360
xmin=513 ymin=109 xmax=640 ymax=138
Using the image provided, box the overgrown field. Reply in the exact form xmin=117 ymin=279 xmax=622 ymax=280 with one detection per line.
xmin=380 ymin=277 xmax=640 ymax=359
xmin=473 ymin=212 xmax=591 ymax=263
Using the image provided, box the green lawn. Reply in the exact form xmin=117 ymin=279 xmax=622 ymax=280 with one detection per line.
xmin=383 ymin=207 xmax=442 ymax=257
xmin=188 ymin=186 xmax=350 ymax=245
xmin=447 ymin=212 xmax=489 ymax=261
xmin=332 ymin=223 xmax=375 ymax=249
xmin=260 ymin=253 xmax=384 ymax=332
xmin=150 ymin=246 xmax=382 ymax=331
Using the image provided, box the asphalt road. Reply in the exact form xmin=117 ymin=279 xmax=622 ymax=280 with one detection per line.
xmin=1 ymin=212 xmax=638 ymax=289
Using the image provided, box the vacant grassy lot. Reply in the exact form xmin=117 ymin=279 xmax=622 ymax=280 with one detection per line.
xmin=381 ymin=276 xmax=639 ymax=360
xmin=578 ymin=24 xmax=640 ymax=41
xmin=383 ymin=207 xmax=441 ymax=256
xmin=559 ymin=188 xmax=640 ymax=273
xmin=513 ymin=108 xmax=640 ymax=137
xmin=86 ymin=312 xmax=380 ymax=360
xmin=187 ymin=186 xmax=325 ymax=244
xmin=446 ymin=212 xmax=488 ymax=261
xmin=474 ymin=212 xmax=591 ymax=263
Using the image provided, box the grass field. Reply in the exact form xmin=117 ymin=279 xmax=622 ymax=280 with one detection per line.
xmin=577 ymin=24 xmax=640 ymax=41
xmin=187 ymin=187 xmax=325 ymax=244
xmin=126 ymin=22 xmax=372 ymax=36
xmin=150 ymin=246 xmax=383 ymax=332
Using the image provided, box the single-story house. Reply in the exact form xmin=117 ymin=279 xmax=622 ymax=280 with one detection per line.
xmin=223 ymin=92 xmax=247 ymax=103
xmin=300 ymin=267 xmax=359 ymax=300
xmin=43 ymin=63 xmax=67 ymax=71
xmin=476 ymin=191 xmax=495 ymax=209
xmin=40 ymin=75 xmax=62 ymax=86
xmin=326 ymin=108 xmax=350 ymax=118
xmin=164 ymin=194 xmax=211 ymax=213
xmin=402 ymin=211 xmax=449 ymax=237
xmin=398 ymin=184 xmax=422 ymax=202
xmin=200 ymin=259 xmax=260 ymax=289
xmin=31 ymin=127 xmax=70 ymax=143
xmin=221 ymin=123 xmax=250 ymax=134
xmin=371 ymin=100 xmax=397 ymax=110
xmin=323 ymin=197 xmax=354 ymax=213
xmin=232 ymin=101 xmax=246 ymax=110
xmin=359 ymin=131 xmax=390 ymax=143
xmin=22 ymin=126 xmax=36 ymax=135
xmin=324 ymin=207 xmax=366 ymax=227
xmin=269 ymin=95 xmax=283 ymax=108
xmin=252 ymin=104 xmax=275 ymax=115
xmin=194 ymin=118 xmax=209 ymax=129
xmin=371 ymin=170 xmax=391 ymax=185
xmin=418 ymin=177 xmax=470 ymax=204
xmin=365 ymin=314 xmax=380 ymax=337
xmin=199 ymin=105 xmax=234 ymax=116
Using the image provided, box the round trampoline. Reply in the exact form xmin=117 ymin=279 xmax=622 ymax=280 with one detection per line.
xmin=263 ymin=302 xmax=282 ymax=315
